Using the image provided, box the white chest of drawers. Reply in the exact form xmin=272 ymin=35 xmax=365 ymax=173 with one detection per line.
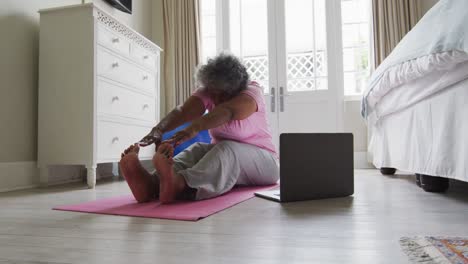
xmin=38 ymin=4 xmax=161 ymax=188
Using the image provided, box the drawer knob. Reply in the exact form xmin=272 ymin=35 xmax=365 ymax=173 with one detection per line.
xmin=112 ymin=62 xmax=119 ymax=68
xmin=143 ymin=55 xmax=149 ymax=59
xmin=143 ymin=75 xmax=149 ymax=80
xmin=143 ymin=104 xmax=149 ymax=110
xmin=112 ymin=96 xmax=120 ymax=102
xmin=112 ymin=137 xmax=119 ymax=143
xmin=112 ymin=38 xmax=120 ymax=43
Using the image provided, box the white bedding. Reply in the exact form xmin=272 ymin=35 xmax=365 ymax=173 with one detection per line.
xmin=363 ymin=51 xmax=468 ymax=124
xmin=367 ymin=56 xmax=468 ymax=125
xmin=362 ymin=0 xmax=468 ymax=122
xmin=364 ymin=0 xmax=468 ymax=181
xmin=369 ymin=77 xmax=468 ymax=181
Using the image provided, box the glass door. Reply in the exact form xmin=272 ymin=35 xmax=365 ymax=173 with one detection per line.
xmin=201 ymin=0 xmax=344 ymax=149
xmin=276 ymin=0 xmax=343 ymax=134
xmin=228 ymin=0 xmax=280 ymax=147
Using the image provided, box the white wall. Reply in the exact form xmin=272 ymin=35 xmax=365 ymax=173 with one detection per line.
xmin=0 ymin=0 xmax=152 ymax=191
xmin=343 ymin=101 xmax=367 ymax=152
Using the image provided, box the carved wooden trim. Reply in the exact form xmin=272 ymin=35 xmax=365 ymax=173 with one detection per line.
xmin=95 ymin=9 xmax=160 ymax=54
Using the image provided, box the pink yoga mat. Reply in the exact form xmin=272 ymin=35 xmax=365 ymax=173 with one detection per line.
xmin=53 ymin=185 xmax=277 ymax=221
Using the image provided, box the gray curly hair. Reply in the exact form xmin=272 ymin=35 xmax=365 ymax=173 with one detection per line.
xmin=195 ymin=52 xmax=250 ymax=98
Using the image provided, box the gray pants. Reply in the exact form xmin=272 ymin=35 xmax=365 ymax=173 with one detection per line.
xmin=155 ymin=140 xmax=279 ymax=200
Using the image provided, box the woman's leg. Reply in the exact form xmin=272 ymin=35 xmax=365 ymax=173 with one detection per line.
xmin=172 ymin=142 xmax=215 ymax=172
xmin=119 ymin=144 xmax=158 ymax=203
xmin=179 ymin=141 xmax=279 ymax=200
xmin=153 ymin=142 xmax=214 ymax=204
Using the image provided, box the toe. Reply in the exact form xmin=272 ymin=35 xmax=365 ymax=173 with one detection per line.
xmin=133 ymin=144 xmax=140 ymax=153
xmin=156 ymin=145 xmax=164 ymax=154
xmin=124 ymin=146 xmax=132 ymax=154
xmin=158 ymin=144 xmax=169 ymax=155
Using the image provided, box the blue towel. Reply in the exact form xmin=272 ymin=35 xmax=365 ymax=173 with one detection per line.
xmin=161 ymin=123 xmax=211 ymax=156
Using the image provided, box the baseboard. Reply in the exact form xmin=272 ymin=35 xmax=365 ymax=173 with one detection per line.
xmin=0 ymin=155 xmax=371 ymax=193
xmin=47 ymin=165 xmax=85 ymax=185
xmin=47 ymin=164 xmax=117 ymax=186
xmin=0 ymin=161 xmax=39 ymax=193
xmin=355 ymin=152 xmax=374 ymax=169
xmin=46 ymin=178 xmax=84 ymax=186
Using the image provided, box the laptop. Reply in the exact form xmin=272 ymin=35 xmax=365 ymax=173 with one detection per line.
xmin=255 ymin=133 xmax=354 ymax=202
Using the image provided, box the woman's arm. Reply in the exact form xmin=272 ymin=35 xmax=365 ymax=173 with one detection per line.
xmin=157 ymin=96 xmax=207 ymax=132
xmin=139 ymin=96 xmax=206 ymax=147
xmin=192 ymin=94 xmax=257 ymax=130
xmin=168 ymin=94 xmax=258 ymax=146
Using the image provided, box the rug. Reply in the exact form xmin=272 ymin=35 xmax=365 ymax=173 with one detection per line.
xmin=400 ymin=236 xmax=468 ymax=264
xmin=53 ymin=185 xmax=277 ymax=221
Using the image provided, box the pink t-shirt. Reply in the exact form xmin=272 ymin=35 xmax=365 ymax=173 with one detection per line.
xmin=192 ymin=81 xmax=277 ymax=156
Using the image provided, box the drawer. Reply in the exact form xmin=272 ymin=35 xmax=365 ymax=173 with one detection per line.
xmin=97 ymin=120 xmax=155 ymax=161
xmin=131 ymin=44 xmax=157 ymax=69
xmin=97 ymin=47 xmax=156 ymax=92
xmin=97 ymin=79 xmax=156 ymax=122
xmin=97 ymin=25 xmax=131 ymax=56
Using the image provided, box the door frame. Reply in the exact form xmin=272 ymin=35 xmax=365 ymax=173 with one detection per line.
xmin=325 ymin=0 xmax=345 ymax=132
xmin=273 ymin=0 xmax=344 ymax=132
xmin=213 ymin=0 xmax=345 ymax=136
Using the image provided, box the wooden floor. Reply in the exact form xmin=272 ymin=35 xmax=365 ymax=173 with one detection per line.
xmin=1 ymin=170 xmax=468 ymax=264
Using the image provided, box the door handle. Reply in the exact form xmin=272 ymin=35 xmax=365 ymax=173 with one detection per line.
xmin=270 ymin=87 xmax=276 ymax=112
xmin=280 ymin=86 xmax=284 ymax=112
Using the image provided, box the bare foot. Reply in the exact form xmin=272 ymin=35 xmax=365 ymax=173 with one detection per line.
xmin=123 ymin=143 xmax=147 ymax=158
xmin=153 ymin=143 xmax=186 ymax=204
xmin=120 ymin=144 xmax=158 ymax=203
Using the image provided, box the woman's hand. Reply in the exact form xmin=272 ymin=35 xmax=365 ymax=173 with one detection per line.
xmin=139 ymin=127 xmax=163 ymax=149
xmin=164 ymin=124 xmax=200 ymax=147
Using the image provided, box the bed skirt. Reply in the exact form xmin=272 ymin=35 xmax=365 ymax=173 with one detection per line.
xmin=369 ymin=78 xmax=468 ymax=182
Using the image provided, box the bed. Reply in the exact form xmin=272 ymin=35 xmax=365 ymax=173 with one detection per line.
xmin=362 ymin=0 xmax=468 ymax=191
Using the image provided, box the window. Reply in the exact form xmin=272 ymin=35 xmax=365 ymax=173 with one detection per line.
xmin=229 ymin=0 xmax=270 ymax=91
xmin=341 ymin=0 xmax=372 ymax=96
xmin=284 ymin=0 xmax=328 ymax=92
xmin=200 ymin=0 xmax=217 ymax=63
xmin=199 ymin=0 xmax=373 ymax=97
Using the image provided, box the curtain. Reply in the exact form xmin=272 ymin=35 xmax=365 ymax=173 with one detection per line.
xmin=372 ymin=0 xmax=422 ymax=67
xmin=162 ymin=0 xmax=201 ymax=113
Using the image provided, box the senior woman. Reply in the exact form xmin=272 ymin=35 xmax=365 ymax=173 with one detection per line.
xmin=119 ymin=53 xmax=279 ymax=204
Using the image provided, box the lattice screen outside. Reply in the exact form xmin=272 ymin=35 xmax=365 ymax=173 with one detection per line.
xmin=243 ymin=55 xmax=269 ymax=91
xmin=242 ymin=51 xmax=326 ymax=92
